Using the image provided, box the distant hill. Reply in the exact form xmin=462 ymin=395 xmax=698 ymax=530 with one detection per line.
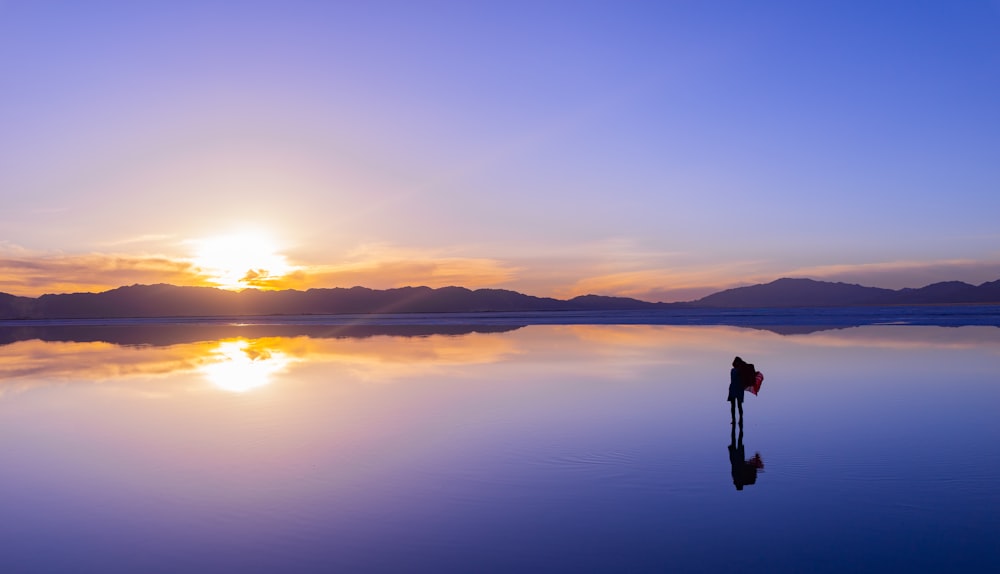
xmin=2 ymin=277 xmax=999 ymax=320
xmin=693 ymin=277 xmax=1000 ymax=307
xmin=0 ymin=284 xmax=669 ymax=320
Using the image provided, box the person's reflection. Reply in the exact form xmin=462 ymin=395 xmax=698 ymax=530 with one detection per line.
xmin=728 ymin=425 xmax=764 ymax=491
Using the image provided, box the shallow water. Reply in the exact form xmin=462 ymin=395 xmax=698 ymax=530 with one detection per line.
xmin=0 ymin=322 xmax=998 ymax=573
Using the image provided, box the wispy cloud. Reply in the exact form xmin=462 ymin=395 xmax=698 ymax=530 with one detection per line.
xmin=0 ymin=247 xmax=206 ymax=296
xmin=2 ymin=239 xmax=997 ymax=301
xmin=269 ymin=244 xmax=520 ymax=291
xmin=786 ymin=259 xmax=1000 ymax=289
xmin=555 ymin=258 xmax=776 ymax=302
xmin=99 ymin=234 xmax=176 ymax=247
xmin=0 ymin=242 xmax=523 ymax=296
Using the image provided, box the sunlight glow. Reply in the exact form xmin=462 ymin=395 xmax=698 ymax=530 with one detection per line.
xmin=191 ymin=232 xmax=294 ymax=290
xmin=200 ymin=340 xmax=291 ymax=393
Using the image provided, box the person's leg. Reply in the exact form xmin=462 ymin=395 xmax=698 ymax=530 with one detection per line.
xmin=730 ymin=399 xmax=736 ymax=423
xmin=737 ymin=398 xmax=744 ymax=422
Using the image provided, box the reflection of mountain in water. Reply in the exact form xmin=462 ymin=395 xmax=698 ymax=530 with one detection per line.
xmin=2 ymin=303 xmax=999 ymax=348
xmin=0 ymin=323 xmax=524 ymax=348
xmin=678 ymin=305 xmax=1000 ymax=334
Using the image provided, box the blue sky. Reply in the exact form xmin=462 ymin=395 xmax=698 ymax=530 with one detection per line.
xmin=1 ymin=1 xmax=998 ymax=300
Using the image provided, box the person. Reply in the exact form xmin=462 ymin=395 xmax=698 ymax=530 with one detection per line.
xmin=728 ymin=356 xmax=751 ymax=425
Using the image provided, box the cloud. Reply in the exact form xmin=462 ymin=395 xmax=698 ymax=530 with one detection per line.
xmin=269 ymin=243 xmax=520 ymax=291
xmin=0 ymin=248 xmax=207 ymax=296
xmin=555 ymin=258 xmax=1000 ymax=302
xmin=273 ymin=259 xmax=517 ymax=291
xmin=555 ymin=259 xmax=775 ymax=303
xmin=786 ymin=259 xmax=1000 ymax=289
xmin=0 ymin=242 xmax=520 ymax=297
xmin=239 ymin=268 xmax=287 ymax=288
xmin=2 ymin=239 xmax=997 ymax=302
xmin=99 ymin=234 xmax=175 ymax=247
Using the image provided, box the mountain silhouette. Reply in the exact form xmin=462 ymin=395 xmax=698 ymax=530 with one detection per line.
xmin=693 ymin=277 xmax=1000 ymax=307
xmin=1 ymin=278 xmax=999 ymax=320
xmin=0 ymin=284 xmax=670 ymax=320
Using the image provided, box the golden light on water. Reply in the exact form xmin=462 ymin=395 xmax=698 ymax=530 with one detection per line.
xmin=191 ymin=232 xmax=294 ymax=290
xmin=200 ymin=340 xmax=292 ymax=393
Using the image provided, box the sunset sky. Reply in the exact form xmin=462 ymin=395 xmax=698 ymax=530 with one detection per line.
xmin=2 ymin=1 xmax=998 ymax=302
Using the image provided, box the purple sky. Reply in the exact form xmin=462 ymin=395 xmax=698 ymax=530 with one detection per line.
xmin=1 ymin=1 xmax=998 ymax=300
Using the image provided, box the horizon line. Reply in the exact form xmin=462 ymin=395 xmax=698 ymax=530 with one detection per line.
xmin=4 ymin=275 xmax=999 ymax=304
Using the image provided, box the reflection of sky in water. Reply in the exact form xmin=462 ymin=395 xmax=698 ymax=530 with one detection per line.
xmin=0 ymin=325 xmax=997 ymax=572
xmin=200 ymin=340 xmax=293 ymax=393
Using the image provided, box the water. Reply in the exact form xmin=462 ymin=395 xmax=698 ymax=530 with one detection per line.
xmin=1 ymin=318 xmax=998 ymax=573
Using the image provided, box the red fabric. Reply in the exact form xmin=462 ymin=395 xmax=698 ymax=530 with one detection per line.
xmin=747 ymin=371 xmax=764 ymax=395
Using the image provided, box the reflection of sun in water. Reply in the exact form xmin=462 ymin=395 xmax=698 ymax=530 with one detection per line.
xmin=192 ymin=232 xmax=294 ymax=290
xmin=201 ymin=340 xmax=291 ymax=393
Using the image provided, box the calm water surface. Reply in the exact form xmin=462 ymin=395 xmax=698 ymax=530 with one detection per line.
xmin=1 ymin=322 xmax=998 ymax=573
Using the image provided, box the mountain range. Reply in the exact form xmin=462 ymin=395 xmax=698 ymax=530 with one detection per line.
xmin=0 ymin=277 xmax=998 ymax=320
xmin=694 ymin=277 xmax=1000 ymax=307
xmin=0 ymin=284 xmax=665 ymax=320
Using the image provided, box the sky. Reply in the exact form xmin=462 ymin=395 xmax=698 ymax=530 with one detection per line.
xmin=1 ymin=0 xmax=999 ymax=302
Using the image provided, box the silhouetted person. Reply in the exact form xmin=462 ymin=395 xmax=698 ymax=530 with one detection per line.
xmin=729 ymin=424 xmax=763 ymax=490
xmin=728 ymin=356 xmax=752 ymax=425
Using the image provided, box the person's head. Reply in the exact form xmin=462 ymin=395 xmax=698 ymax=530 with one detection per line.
xmin=732 ymin=356 xmax=745 ymax=368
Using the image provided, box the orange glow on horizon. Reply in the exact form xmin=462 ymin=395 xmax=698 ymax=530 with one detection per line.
xmin=190 ymin=233 xmax=296 ymax=291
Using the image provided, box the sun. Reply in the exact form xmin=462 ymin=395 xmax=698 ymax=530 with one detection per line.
xmin=191 ymin=232 xmax=295 ymax=290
